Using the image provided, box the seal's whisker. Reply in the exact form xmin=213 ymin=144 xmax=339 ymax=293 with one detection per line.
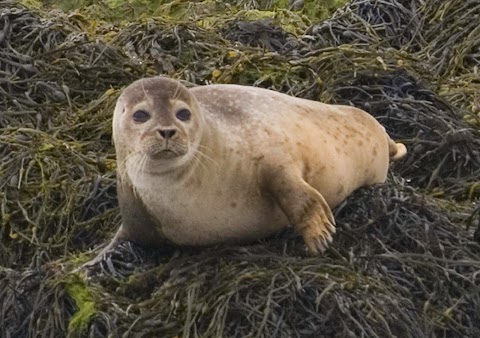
xmin=172 ymin=81 xmax=181 ymax=102
xmin=119 ymin=151 xmax=139 ymax=168
xmin=119 ymin=151 xmax=140 ymax=183
xmin=190 ymin=152 xmax=208 ymax=173
xmin=196 ymin=143 xmax=214 ymax=151
xmin=189 ymin=143 xmax=218 ymax=166
xmin=120 ymin=164 xmax=129 ymax=184
xmin=141 ymin=79 xmax=154 ymax=107
xmin=132 ymin=154 xmax=149 ymax=198
xmin=137 ymin=153 xmax=148 ymax=178
xmin=192 ymin=147 xmax=219 ymax=167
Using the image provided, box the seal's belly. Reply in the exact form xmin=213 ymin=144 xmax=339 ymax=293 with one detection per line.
xmin=138 ymin=183 xmax=288 ymax=246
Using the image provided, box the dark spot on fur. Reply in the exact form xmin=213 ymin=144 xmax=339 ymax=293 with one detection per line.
xmin=230 ymin=202 xmax=237 ymax=208
xmin=345 ymin=125 xmax=361 ymax=136
xmin=303 ymin=162 xmax=311 ymax=176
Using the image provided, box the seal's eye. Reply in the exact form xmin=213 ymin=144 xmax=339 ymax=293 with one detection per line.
xmin=176 ymin=109 xmax=191 ymax=122
xmin=133 ymin=110 xmax=150 ymax=123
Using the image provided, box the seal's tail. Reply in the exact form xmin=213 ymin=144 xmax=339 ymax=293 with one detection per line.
xmin=388 ymin=139 xmax=407 ymax=161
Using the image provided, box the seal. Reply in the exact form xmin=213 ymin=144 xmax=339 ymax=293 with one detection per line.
xmin=89 ymin=76 xmax=406 ymax=261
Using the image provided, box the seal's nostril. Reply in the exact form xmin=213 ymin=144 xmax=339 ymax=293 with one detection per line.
xmin=159 ymin=129 xmax=177 ymax=139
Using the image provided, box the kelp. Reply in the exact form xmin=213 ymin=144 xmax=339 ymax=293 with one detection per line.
xmin=1 ymin=0 xmax=480 ymax=337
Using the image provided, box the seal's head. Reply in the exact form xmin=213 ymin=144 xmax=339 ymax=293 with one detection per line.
xmin=113 ymin=77 xmax=204 ymax=175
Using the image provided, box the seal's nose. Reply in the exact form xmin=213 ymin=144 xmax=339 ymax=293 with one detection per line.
xmin=158 ymin=129 xmax=177 ymax=139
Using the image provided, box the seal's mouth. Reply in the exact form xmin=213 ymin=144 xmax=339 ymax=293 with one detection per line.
xmin=152 ymin=149 xmax=179 ymax=159
xmin=146 ymin=144 xmax=187 ymax=160
xmin=143 ymin=139 xmax=188 ymax=160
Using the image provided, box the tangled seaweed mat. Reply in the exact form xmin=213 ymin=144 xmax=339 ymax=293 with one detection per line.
xmin=1 ymin=0 xmax=480 ymax=337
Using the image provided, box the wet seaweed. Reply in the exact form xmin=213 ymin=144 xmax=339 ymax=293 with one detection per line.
xmin=223 ymin=19 xmax=292 ymax=52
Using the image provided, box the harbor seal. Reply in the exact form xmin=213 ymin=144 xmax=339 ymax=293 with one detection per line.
xmin=88 ymin=76 xmax=406 ymax=262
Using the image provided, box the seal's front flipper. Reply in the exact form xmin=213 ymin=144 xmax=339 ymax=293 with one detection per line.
xmin=295 ymin=189 xmax=336 ymax=254
xmin=81 ymin=225 xmax=126 ymax=269
xmin=265 ymin=170 xmax=336 ymax=255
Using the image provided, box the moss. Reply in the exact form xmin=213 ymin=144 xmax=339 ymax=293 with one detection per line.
xmin=19 ymin=0 xmax=43 ymax=9
xmin=65 ymin=276 xmax=96 ymax=335
xmin=302 ymin=0 xmax=349 ymax=21
xmin=68 ymin=252 xmax=94 ymax=266
xmin=273 ymin=0 xmax=290 ymax=9
xmin=42 ymin=0 xmax=95 ymax=11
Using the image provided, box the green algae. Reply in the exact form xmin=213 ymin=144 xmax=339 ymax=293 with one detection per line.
xmin=65 ymin=276 xmax=96 ymax=336
xmin=302 ymin=0 xmax=349 ymax=20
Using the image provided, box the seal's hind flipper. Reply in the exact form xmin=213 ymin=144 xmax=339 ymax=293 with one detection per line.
xmin=388 ymin=139 xmax=407 ymax=161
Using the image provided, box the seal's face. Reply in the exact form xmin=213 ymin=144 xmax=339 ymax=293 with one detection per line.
xmin=113 ymin=77 xmax=204 ymax=174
